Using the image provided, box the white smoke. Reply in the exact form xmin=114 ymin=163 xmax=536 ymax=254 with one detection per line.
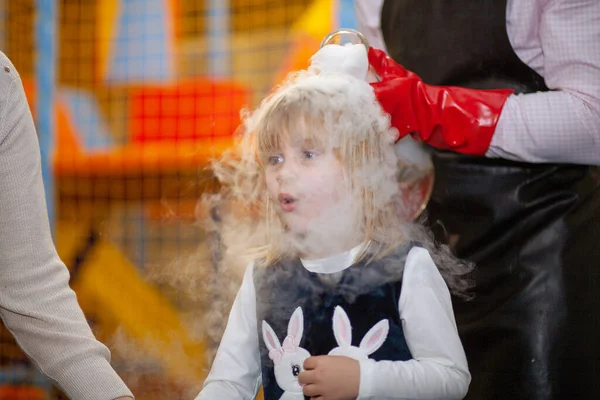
xmin=162 ymin=43 xmax=474 ymax=365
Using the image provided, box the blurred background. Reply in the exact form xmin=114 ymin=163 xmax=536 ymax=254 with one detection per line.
xmin=0 ymin=0 xmax=358 ymax=398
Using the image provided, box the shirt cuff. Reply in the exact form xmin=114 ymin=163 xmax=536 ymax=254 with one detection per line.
xmin=52 ymin=356 xmax=134 ymax=400
xmin=357 ymin=358 xmax=377 ymax=399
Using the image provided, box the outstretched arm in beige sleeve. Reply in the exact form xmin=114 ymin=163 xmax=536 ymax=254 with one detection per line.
xmin=0 ymin=52 xmax=133 ymax=400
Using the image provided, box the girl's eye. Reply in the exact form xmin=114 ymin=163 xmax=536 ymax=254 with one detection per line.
xmin=268 ymin=155 xmax=283 ymax=165
xmin=303 ymin=150 xmax=316 ymax=160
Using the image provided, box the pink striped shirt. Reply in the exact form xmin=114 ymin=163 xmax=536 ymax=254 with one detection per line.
xmin=356 ymin=0 xmax=600 ymax=165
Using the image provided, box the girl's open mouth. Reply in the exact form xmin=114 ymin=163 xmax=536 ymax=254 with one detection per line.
xmin=278 ymin=193 xmax=297 ymax=212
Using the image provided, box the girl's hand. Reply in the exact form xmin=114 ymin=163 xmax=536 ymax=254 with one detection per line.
xmin=298 ymin=355 xmax=360 ymax=400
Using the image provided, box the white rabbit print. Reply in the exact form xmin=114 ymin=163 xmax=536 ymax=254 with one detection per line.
xmin=262 ymin=307 xmax=311 ymax=400
xmin=328 ymin=305 xmax=389 ymax=360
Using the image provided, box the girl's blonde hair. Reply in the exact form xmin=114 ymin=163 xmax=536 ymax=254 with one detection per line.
xmin=212 ymin=70 xmax=407 ymax=263
xmin=210 ymin=69 xmax=474 ymax=296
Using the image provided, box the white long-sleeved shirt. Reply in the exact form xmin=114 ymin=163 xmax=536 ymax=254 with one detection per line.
xmin=0 ymin=51 xmax=133 ymax=400
xmin=196 ymin=246 xmax=470 ymax=399
xmin=356 ymin=0 xmax=600 ymax=165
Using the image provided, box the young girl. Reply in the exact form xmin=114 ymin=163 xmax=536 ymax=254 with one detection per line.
xmin=195 ymin=44 xmax=473 ymax=400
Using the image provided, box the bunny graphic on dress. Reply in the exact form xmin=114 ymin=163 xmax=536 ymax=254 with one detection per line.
xmin=262 ymin=307 xmax=311 ymax=400
xmin=328 ymin=305 xmax=390 ymax=360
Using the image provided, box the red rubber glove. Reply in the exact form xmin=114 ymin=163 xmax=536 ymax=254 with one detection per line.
xmin=368 ymin=47 xmax=514 ymax=155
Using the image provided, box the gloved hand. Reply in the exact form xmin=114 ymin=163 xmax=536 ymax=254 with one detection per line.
xmin=368 ymin=47 xmax=514 ymax=155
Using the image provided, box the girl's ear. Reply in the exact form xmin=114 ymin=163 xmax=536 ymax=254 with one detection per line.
xmin=262 ymin=320 xmax=281 ymax=352
xmin=332 ymin=306 xmax=353 ymax=347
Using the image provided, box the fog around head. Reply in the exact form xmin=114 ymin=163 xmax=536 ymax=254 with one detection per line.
xmin=206 ymin=42 xmax=474 ymax=293
xmin=213 ymin=61 xmax=409 ymax=263
xmin=146 ymin=43 xmax=474 ymax=368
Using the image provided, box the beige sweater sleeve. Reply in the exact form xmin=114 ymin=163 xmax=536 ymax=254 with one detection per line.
xmin=0 ymin=52 xmax=133 ymax=399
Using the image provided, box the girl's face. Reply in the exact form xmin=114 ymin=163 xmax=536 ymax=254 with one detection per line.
xmin=264 ymin=137 xmax=352 ymax=236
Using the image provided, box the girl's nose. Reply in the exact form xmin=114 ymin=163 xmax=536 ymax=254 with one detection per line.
xmin=275 ymin=160 xmax=296 ymax=183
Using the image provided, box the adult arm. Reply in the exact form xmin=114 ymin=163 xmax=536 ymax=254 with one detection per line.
xmin=0 ymin=51 xmax=133 ymax=400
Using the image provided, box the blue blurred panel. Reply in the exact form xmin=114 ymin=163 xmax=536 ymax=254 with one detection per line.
xmin=36 ymin=0 xmax=56 ymax=231
xmin=0 ymin=366 xmax=52 ymax=388
xmin=61 ymin=89 xmax=115 ymax=151
xmin=338 ymin=0 xmax=358 ymax=29
xmin=207 ymin=0 xmax=231 ymax=77
xmin=106 ymin=0 xmax=174 ymax=83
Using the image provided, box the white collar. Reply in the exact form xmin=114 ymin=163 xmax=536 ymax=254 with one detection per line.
xmin=300 ymin=242 xmax=368 ymax=274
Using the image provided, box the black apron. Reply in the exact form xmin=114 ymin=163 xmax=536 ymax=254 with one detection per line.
xmin=381 ymin=1 xmax=600 ymax=399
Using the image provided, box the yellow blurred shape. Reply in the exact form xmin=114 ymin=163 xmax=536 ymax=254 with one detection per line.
xmin=57 ymin=223 xmax=206 ymax=384
xmin=97 ymin=0 xmax=120 ymax=82
xmin=272 ymin=0 xmax=334 ymax=85
xmin=291 ymin=0 xmax=333 ymax=39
